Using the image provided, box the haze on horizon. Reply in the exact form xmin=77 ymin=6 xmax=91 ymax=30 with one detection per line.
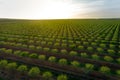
xmin=0 ymin=0 xmax=120 ymax=19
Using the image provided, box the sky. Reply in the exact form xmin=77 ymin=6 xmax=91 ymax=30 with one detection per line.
xmin=0 ymin=0 xmax=120 ymax=19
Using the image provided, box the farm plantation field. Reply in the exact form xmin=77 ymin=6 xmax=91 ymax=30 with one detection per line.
xmin=0 ymin=19 xmax=120 ymax=80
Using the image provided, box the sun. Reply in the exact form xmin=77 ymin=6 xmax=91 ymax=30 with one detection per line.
xmin=32 ymin=1 xmax=75 ymax=19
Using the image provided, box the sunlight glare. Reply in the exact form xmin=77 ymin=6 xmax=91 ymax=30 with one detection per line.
xmin=32 ymin=0 xmax=77 ymax=19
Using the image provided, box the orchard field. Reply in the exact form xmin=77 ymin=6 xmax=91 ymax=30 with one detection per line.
xmin=0 ymin=19 xmax=120 ymax=80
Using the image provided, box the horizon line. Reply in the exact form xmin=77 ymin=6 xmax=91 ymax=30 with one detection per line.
xmin=0 ymin=17 xmax=120 ymax=20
